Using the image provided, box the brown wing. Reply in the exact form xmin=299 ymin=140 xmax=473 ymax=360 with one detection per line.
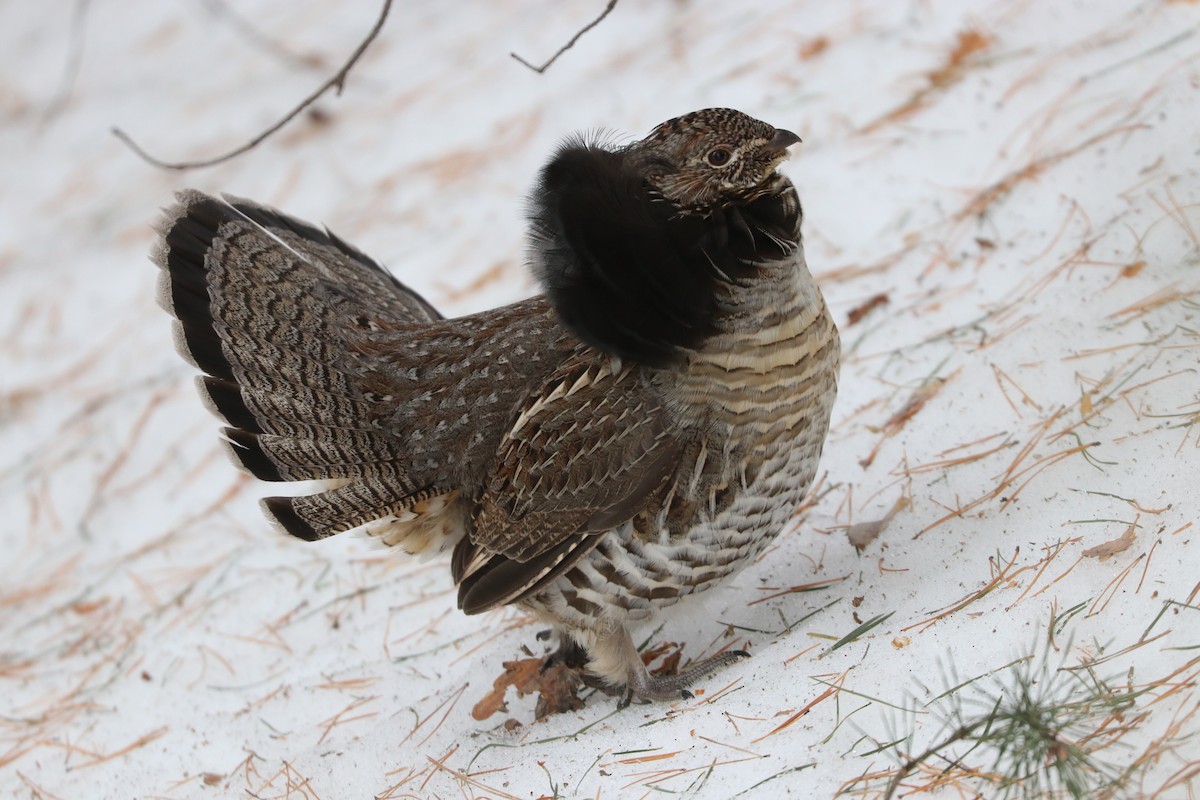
xmin=453 ymin=353 xmax=684 ymax=614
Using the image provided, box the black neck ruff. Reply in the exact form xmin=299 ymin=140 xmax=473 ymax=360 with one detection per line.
xmin=529 ymin=141 xmax=800 ymax=367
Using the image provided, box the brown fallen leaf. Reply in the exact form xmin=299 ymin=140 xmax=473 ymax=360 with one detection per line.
xmin=472 ymin=656 xmax=585 ymax=722
xmin=1082 ymin=524 xmax=1137 ymax=562
xmin=846 ymin=518 xmax=888 ymax=549
xmin=533 ymin=662 xmax=586 ymax=719
xmin=846 ymin=496 xmax=910 ymax=550
xmin=640 ymin=640 xmax=684 ymax=677
xmin=473 ymin=658 xmax=540 ymax=721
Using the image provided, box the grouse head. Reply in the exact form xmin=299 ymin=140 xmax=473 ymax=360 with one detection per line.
xmin=634 ymin=107 xmax=801 ymax=213
xmin=528 ymin=108 xmax=802 ymax=367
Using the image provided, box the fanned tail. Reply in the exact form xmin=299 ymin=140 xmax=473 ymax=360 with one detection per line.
xmin=152 ymin=190 xmax=458 ymax=547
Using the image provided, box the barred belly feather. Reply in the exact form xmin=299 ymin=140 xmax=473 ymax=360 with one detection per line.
xmin=529 ymin=253 xmax=840 ymax=646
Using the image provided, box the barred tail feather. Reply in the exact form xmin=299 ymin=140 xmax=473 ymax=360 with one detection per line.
xmin=198 ymin=376 xmax=380 ymax=437
xmin=153 ymin=190 xmax=451 ymax=549
xmin=222 ymin=427 xmax=415 ymax=483
xmin=263 ymin=481 xmax=457 ymax=544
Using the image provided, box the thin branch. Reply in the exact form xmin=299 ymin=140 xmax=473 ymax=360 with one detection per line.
xmin=199 ymin=0 xmax=327 ymax=72
xmin=510 ymin=0 xmax=618 ymax=74
xmin=41 ymin=0 xmax=92 ymax=125
xmin=111 ymin=0 xmax=393 ymax=171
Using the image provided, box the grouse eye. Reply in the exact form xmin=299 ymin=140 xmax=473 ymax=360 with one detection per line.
xmin=707 ymin=147 xmax=732 ymax=166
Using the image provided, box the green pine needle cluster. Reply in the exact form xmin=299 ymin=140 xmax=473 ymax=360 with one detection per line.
xmin=878 ymin=651 xmax=1144 ymax=799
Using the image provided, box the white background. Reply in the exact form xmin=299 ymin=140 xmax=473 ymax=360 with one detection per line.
xmin=2 ymin=1 xmax=1198 ymax=797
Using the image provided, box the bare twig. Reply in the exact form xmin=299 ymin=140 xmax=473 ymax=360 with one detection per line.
xmin=41 ymin=0 xmax=92 ymax=124
xmin=199 ymin=0 xmax=328 ymax=71
xmin=112 ymin=0 xmax=393 ymax=171
xmin=510 ymin=0 xmax=618 ymax=74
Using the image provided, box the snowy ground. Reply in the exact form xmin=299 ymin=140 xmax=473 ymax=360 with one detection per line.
xmin=2 ymin=1 xmax=1199 ymax=798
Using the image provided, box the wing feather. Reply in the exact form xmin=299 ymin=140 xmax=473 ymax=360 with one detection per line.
xmin=454 ymin=352 xmax=685 ymax=614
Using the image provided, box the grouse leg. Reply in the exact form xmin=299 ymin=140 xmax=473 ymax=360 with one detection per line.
xmin=596 ymin=626 xmax=750 ymax=704
xmin=541 ymin=631 xmax=622 ymax=694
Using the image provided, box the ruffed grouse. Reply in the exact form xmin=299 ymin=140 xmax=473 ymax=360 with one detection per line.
xmin=154 ymin=108 xmax=840 ymax=702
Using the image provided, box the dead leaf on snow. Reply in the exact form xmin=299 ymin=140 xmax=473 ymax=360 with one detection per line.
xmin=1082 ymin=523 xmax=1136 ymax=562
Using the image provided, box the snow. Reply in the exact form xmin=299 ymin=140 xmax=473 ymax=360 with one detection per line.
xmin=2 ymin=1 xmax=1198 ymax=798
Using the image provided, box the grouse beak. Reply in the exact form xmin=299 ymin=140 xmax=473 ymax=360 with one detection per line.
xmin=764 ymin=128 xmax=802 ymax=155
